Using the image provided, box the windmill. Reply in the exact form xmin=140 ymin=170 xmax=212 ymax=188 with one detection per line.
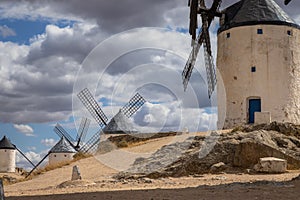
xmin=26 ymin=136 xmax=76 ymax=178
xmin=182 ymin=0 xmax=294 ymax=97
xmin=77 ymin=88 xmax=146 ymax=154
xmin=53 ymin=117 xmax=91 ymax=151
xmin=183 ymin=0 xmax=299 ymax=128
xmin=0 ymin=136 xmax=36 ymax=173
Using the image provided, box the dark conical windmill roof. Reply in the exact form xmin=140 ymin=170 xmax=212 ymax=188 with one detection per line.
xmin=0 ymin=136 xmax=16 ymax=150
xmin=50 ymin=137 xmax=76 ymax=153
xmin=103 ymin=110 xmax=138 ymax=134
xmin=219 ymin=0 xmax=300 ymax=33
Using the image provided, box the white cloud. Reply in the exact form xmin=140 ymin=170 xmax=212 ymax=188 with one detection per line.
xmin=13 ymin=124 xmax=34 ymax=136
xmin=0 ymin=0 xmax=298 ymax=132
xmin=41 ymin=138 xmax=57 ymax=147
xmin=0 ymin=25 xmax=16 ymax=38
xmin=16 ymin=150 xmax=48 ymax=170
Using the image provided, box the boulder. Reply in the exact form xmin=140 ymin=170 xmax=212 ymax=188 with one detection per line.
xmin=254 ymin=157 xmax=287 ymax=173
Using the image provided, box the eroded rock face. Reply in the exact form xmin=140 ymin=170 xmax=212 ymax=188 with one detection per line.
xmin=254 ymin=157 xmax=287 ymax=173
xmin=116 ymin=124 xmax=300 ymax=179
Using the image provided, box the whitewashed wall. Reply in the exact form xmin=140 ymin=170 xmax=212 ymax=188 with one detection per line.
xmin=0 ymin=149 xmax=16 ymax=173
xmin=217 ymin=25 xmax=300 ymax=128
xmin=49 ymin=153 xmax=75 ymax=166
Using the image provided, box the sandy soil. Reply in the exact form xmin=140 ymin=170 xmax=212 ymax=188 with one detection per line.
xmin=3 ymin=132 xmax=300 ymax=199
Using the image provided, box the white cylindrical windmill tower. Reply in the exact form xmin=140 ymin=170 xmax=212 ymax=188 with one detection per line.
xmin=0 ymin=136 xmax=16 ymax=173
xmin=217 ymin=0 xmax=300 ymax=129
xmin=49 ymin=137 xmax=76 ymax=166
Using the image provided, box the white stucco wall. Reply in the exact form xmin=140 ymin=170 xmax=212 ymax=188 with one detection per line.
xmin=217 ymin=25 xmax=300 ymax=129
xmin=0 ymin=149 xmax=16 ymax=173
xmin=49 ymin=153 xmax=75 ymax=166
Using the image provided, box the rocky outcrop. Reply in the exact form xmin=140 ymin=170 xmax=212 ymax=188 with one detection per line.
xmin=117 ymin=124 xmax=300 ymax=179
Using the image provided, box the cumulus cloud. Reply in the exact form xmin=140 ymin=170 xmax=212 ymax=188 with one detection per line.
xmin=13 ymin=124 xmax=34 ymax=136
xmin=41 ymin=138 xmax=57 ymax=147
xmin=16 ymin=150 xmax=48 ymax=170
xmin=0 ymin=22 xmax=105 ymax=124
xmin=0 ymin=0 xmax=299 ymax=132
xmin=0 ymin=25 xmax=16 ymax=37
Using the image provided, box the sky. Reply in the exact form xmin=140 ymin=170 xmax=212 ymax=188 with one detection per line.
xmin=0 ymin=0 xmax=299 ymax=170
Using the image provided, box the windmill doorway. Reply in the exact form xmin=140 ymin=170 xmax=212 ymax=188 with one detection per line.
xmin=248 ymin=98 xmax=261 ymax=124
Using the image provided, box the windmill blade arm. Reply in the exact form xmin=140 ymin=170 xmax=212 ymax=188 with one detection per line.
xmin=76 ymin=117 xmax=91 ymax=142
xmin=203 ymin=39 xmax=217 ymax=98
xmin=54 ymin=124 xmax=77 ymax=150
xmin=54 ymin=124 xmax=75 ymax=143
xmin=79 ymin=130 xmax=101 ymax=154
xmin=121 ymin=93 xmax=146 ymax=118
xmin=182 ymin=31 xmax=204 ymax=91
xmin=14 ymin=146 xmax=36 ymax=167
xmin=77 ymin=88 xmax=108 ymax=128
xmin=210 ymin=0 xmax=222 ymax=14
xmin=25 ymin=152 xmax=50 ymax=178
xmin=189 ymin=0 xmax=199 ymax=40
xmin=284 ymin=0 xmax=292 ymax=5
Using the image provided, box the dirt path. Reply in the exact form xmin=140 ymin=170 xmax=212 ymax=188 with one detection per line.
xmin=6 ymin=178 xmax=300 ymax=200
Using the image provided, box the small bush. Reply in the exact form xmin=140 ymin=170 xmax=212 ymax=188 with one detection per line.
xmin=117 ymin=140 xmax=129 ymax=148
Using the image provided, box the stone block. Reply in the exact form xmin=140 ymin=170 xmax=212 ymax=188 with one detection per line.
xmin=255 ymin=112 xmax=271 ymax=124
xmin=254 ymin=157 xmax=287 ymax=173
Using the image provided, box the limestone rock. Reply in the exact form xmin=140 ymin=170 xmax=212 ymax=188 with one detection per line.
xmin=254 ymin=157 xmax=287 ymax=173
xmin=72 ymin=165 xmax=82 ymax=181
xmin=116 ymin=126 xmax=300 ymax=179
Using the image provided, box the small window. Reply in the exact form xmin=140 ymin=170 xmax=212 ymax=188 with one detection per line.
xmin=64 ymin=155 xmax=67 ymax=157
xmin=226 ymin=33 xmax=231 ymax=38
xmin=287 ymin=30 xmax=292 ymax=36
xmin=257 ymin=29 xmax=263 ymax=34
xmin=54 ymin=155 xmax=57 ymax=157
xmin=251 ymin=66 xmax=256 ymax=72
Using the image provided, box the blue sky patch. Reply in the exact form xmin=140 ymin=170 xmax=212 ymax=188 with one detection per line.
xmin=0 ymin=18 xmax=76 ymax=45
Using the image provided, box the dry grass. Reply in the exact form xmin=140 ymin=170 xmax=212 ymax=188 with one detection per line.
xmin=27 ymin=153 xmax=92 ymax=179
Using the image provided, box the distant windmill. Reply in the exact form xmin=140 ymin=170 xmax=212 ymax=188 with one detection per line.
xmin=77 ymin=88 xmax=146 ymax=154
xmin=0 ymin=136 xmax=35 ymax=173
xmin=26 ymin=136 xmax=76 ymax=178
xmin=53 ymin=117 xmax=91 ymax=151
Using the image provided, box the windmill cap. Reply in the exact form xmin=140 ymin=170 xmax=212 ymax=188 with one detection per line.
xmin=50 ymin=137 xmax=76 ymax=153
xmin=103 ymin=110 xmax=138 ymax=134
xmin=219 ymin=0 xmax=300 ymax=33
xmin=0 ymin=136 xmax=16 ymax=150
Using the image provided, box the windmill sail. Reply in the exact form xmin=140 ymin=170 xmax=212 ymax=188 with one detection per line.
xmin=79 ymin=130 xmax=101 ymax=154
xmin=54 ymin=124 xmax=76 ymax=149
xmin=182 ymin=0 xmax=222 ymax=98
xmin=77 ymin=88 xmax=108 ymax=128
xmin=121 ymin=92 xmax=146 ymax=118
xmin=76 ymin=117 xmax=91 ymax=148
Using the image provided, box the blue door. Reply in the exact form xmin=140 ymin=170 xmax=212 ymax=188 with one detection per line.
xmin=248 ymin=99 xmax=261 ymax=124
